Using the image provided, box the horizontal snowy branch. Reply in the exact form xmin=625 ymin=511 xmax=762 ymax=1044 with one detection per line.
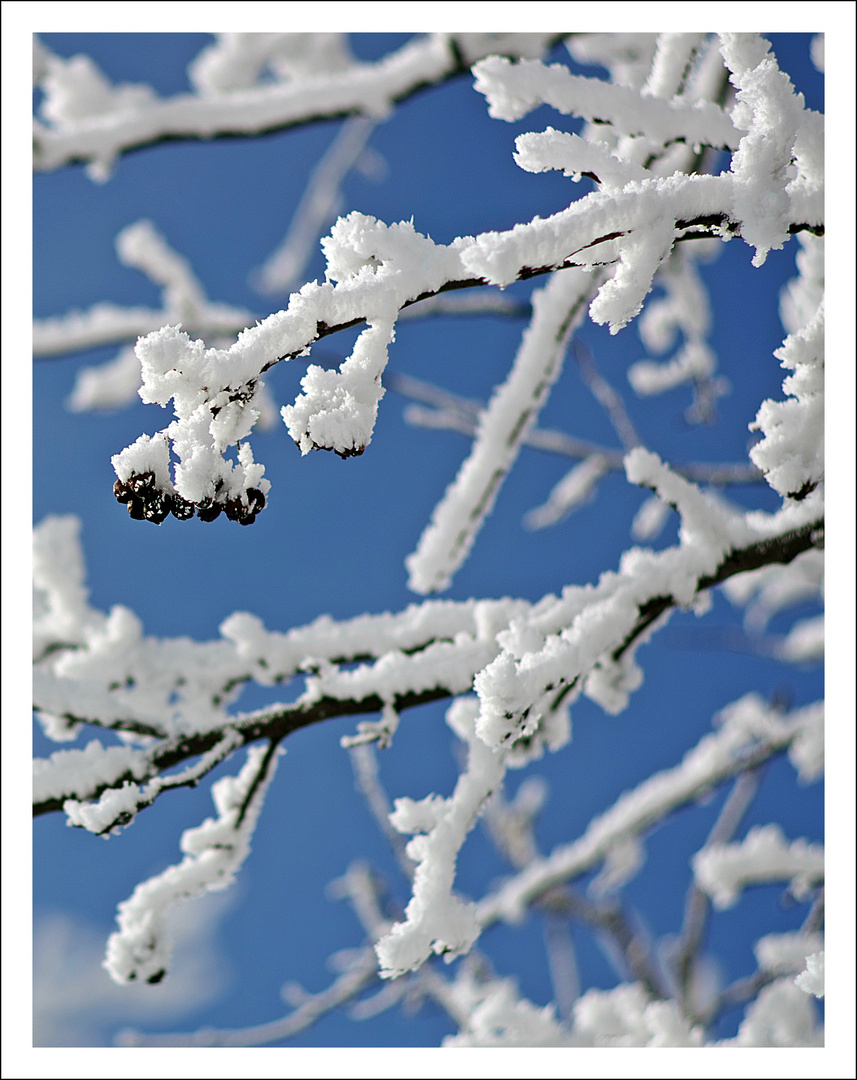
xmin=34 ymin=494 xmax=822 ymax=820
xmin=33 ymin=34 xmax=561 ymax=178
xmin=692 ymin=823 xmax=824 ymax=909
xmin=33 ymin=221 xmax=254 ymax=360
xmin=473 ymin=55 xmax=740 ymax=148
xmin=108 ymin=175 xmax=822 ymax=522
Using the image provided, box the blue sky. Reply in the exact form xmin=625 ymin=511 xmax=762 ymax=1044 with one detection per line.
xmin=25 ymin=28 xmax=835 ymax=1050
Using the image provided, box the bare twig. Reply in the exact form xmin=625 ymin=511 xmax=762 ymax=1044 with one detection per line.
xmin=118 ymin=949 xmax=380 ymax=1046
xmin=348 ymin=744 xmax=415 ymax=879
xmin=540 ymin=888 xmax=671 ymax=1003
xmin=674 ymin=768 xmax=763 ymax=1016
xmin=389 ymin=371 xmax=763 ymax=486
xmin=482 ymin=782 xmax=668 ymax=1005
xmin=572 ymin=339 xmax=642 ymax=451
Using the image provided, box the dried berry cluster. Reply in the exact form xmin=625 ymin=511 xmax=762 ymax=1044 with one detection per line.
xmin=114 ymin=472 xmax=266 ymax=526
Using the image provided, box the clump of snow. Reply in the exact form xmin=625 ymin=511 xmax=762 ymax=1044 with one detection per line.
xmin=375 ymin=699 xmax=505 ymax=978
xmin=33 ymin=515 xmax=105 ymax=660
xmin=189 ymin=33 xmax=353 ymax=95
xmin=444 ymin=976 xmax=572 ymax=1047
xmin=572 ymin=983 xmax=701 ymax=1047
xmin=720 ymin=977 xmax=822 ymax=1046
xmin=810 ymin=35 xmax=824 ymax=73
xmin=631 ymin=494 xmax=672 ymax=541
xmin=628 ymin=339 xmax=715 ymax=395
xmin=777 ymin=615 xmax=824 ymax=663
xmin=34 ymin=741 xmax=148 ymax=809
xmin=67 ymin=346 xmax=142 ymax=413
xmin=755 ymin=931 xmax=823 ymax=976
xmin=794 ymin=950 xmax=824 ymax=998
xmin=692 ymin=823 xmax=823 ymax=909
xmin=719 ymin=34 xmax=808 ymax=267
xmin=64 ymin=781 xmax=145 ymax=835
xmin=524 ymin=455 xmax=609 ymax=530
xmin=514 ymin=127 xmax=650 ymax=189
xmin=750 ymin=301 xmax=824 ymax=498
xmin=282 ymin=317 xmax=394 ymax=457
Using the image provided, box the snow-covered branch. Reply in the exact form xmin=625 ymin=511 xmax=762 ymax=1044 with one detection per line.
xmin=33 ymin=220 xmax=255 ymax=359
xmin=33 ymin=496 xmax=821 ymax=821
xmin=406 ymin=267 xmax=598 ymax=593
xmin=476 ymin=694 xmax=822 ymax=928
xmin=33 ymin=33 xmax=561 ymax=179
xmin=104 ymin=741 xmax=282 ymax=984
xmin=104 ymin=188 xmax=820 ymax=527
xmin=692 ymin=823 xmax=824 ymax=910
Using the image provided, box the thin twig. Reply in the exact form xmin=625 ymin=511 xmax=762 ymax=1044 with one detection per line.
xmin=543 ymin=915 xmax=580 ymax=1022
xmin=573 ymin=339 xmax=642 ymax=451
xmin=118 ymin=950 xmax=379 ymax=1046
xmin=674 ymin=767 xmax=763 ymax=1015
xmin=540 ymin=888 xmax=671 ymax=1002
xmin=349 ymin=744 xmax=415 ymax=880
xmin=389 ymin=371 xmax=763 ymax=486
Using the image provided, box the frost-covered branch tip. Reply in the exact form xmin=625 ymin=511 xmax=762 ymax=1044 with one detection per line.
xmin=104 ymin=742 xmax=281 ymax=985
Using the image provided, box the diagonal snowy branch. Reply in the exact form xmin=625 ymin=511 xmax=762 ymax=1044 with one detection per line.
xmin=476 ymin=695 xmax=823 ymax=929
xmin=473 ymin=449 xmax=823 ymax=749
xmin=406 ymin=267 xmax=599 ymax=594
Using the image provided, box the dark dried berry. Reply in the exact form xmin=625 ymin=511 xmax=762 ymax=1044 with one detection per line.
xmin=129 ymin=471 xmax=155 ymax=495
xmin=239 ymin=513 xmax=256 ymax=526
xmin=113 ymin=479 xmax=133 ymax=504
xmin=224 ymin=498 xmax=244 ymax=522
xmin=143 ymin=499 xmax=171 ymax=525
xmin=246 ymin=488 xmax=266 ymax=513
xmin=335 ymin=444 xmax=365 ymax=460
xmin=170 ymin=496 xmax=195 ymax=521
xmin=127 ymin=498 xmax=146 ymax=520
xmin=197 ymin=502 xmax=222 ymax=522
